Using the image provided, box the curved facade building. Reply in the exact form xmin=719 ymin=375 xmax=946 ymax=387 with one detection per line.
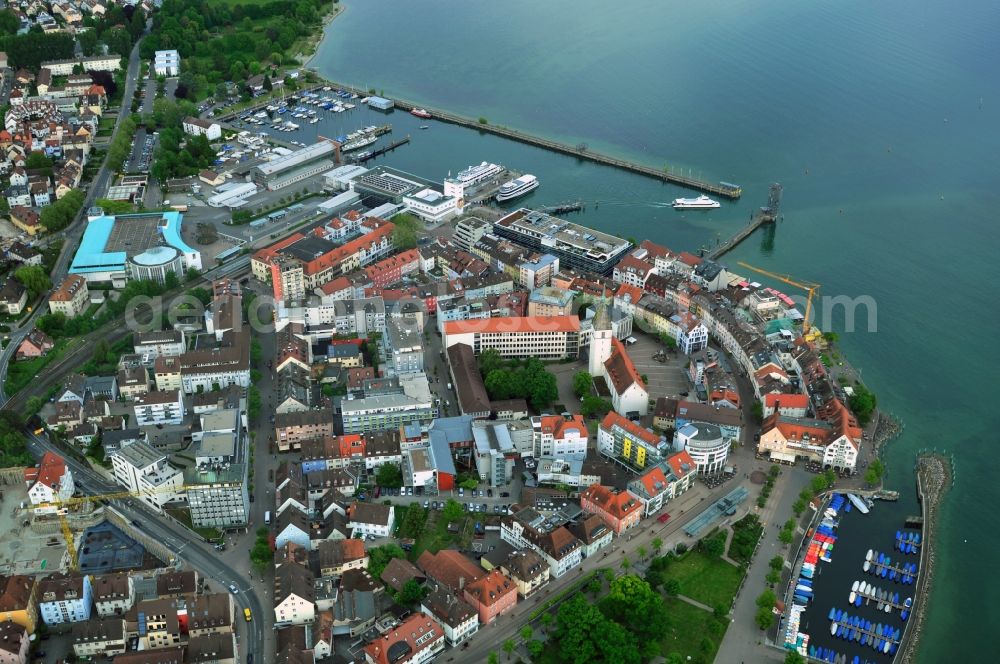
xmin=674 ymin=422 xmax=729 ymax=474
xmin=127 ymin=246 xmax=183 ymax=284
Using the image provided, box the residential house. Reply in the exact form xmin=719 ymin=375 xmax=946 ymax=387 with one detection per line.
xmin=347 ymin=502 xmax=395 ymax=539
xmin=15 ymin=329 xmax=54 ymax=359
xmin=116 ymin=365 xmax=150 ymax=401
xmin=568 ymin=514 xmax=613 ymax=558
xmin=420 ymin=586 xmax=479 ymax=646
xmin=275 ymin=411 xmax=335 ymax=452
xmin=8 ymin=207 xmax=41 ymax=236
xmin=362 ymin=612 xmax=445 ymax=664
xmin=182 ymin=117 xmax=222 ymax=141
xmin=48 ymin=274 xmax=90 ymax=318
xmin=497 ymin=549 xmax=549 ymax=598
xmin=579 ymin=483 xmax=643 ymax=535
xmin=531 ymin=414 xmax=588 ymax=457
xmin=317 ymin=539 xmax=368 ymax=578
xmin=37 ymin=573 xmax=92 ymax=625
xmin=275 ymin=510 xmax=311 ymax=551
xmin=92 ymin=573 xmax=133 ymax=618
xmin=71 ymin=618 xmax=126 ymax=659
xmin=0 ymin=575 xmax=38 ymax=634
xmin=274 ymin=563 xmax=315 ymax=627
xmin=0 ymin=621 xmax=29 ymax=664
xmin=462 ymin=569 xmax=517 ymax=625
xmin=0 ymin=280 xmax=27 ymax=315
xmin=24 ymin=452 xmax=74 ymax=511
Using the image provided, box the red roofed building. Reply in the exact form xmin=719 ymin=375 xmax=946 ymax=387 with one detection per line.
xmin=363 ymin=612 xmax=445 ymax=664
xmin=24 ymin=452 xmax=74 ymax=511
xmin=763 ymin=393 xmax=810 ymax=418
xmin=627 ymin=449 xmax=697 ymax=516
xmin=531 ymin=414 xmax=588 ymax=457
xmin=613 ymin=254 xmax=655 ymax=288
xmin=757 ymin=398 xmax=860 ymax=472
xmin=462 ymin=568 xmax=517 ymax=625
xmin=442 ymin=316 xmax=580 ymax=360
xmin=416 ymin=550 xmax=483 ymax=595
xmin=364 ymin=249 xmax=422 ymax=289
xmin=252 ymin=220 xmax=395 ymax=301
xmin=613 ymin=283 xmax=645 ymax=312
xmin=604 ymin=338 xmax=648 ymax=416
xmin=597 ymin=411 xmax=666 ymax=471
xmin=580 ymin=483 xmax=642 ymax=534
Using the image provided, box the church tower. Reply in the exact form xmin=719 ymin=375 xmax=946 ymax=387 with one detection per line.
xmin=589 ymin=293 xmax=613 ymax=378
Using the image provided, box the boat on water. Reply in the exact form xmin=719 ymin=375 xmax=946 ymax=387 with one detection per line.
xmin=831 ymin=622 xmax=839 ymax=636
xmin=341 ymin=135 xmax=378 ymax=152
xmin=672 ymin=194 xmax=720 ymax=209
xmin=849 ymin=591 xmax=857 ymax=605
xmin=457 ymin=161 xmax=504 ymax=186
xmin=355 ymin=150 xmax=373 ymax=160
xmin=410 ymin=108 xmax=432 ymax=119
xmin=866 ymin=549 xmax=873 ymax=561
xmin=847 ymin=494 xmax=870 ymax=514
xmin=496 ymin=174 xmax=539 ymax=202
xmin=420 ymin=125 xmax=429 ymax=129
xmin=863 ymin=560 xmax=871 ymax=572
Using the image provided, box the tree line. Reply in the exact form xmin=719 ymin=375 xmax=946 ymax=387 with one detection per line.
xmin=140 ymin=0 xmax=329 ymax=100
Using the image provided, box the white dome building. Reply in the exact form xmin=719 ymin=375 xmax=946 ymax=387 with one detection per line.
xmin=674 ymin=422 xmax=729 ymax=475
xmin=127 ymin=246 xmax=183 ymax=284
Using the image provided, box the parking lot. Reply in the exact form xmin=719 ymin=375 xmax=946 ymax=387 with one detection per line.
xmin=627 ymin=330 xmax=692 ymax=399
xmin=125 ymin=128 xmax=157 ymax=174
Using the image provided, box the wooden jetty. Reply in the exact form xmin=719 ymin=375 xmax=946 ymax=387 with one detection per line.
xmin=314 ymin=80 xmax=742 ymax=199
xmin=356 ymin=137 xmax=410 ymax=162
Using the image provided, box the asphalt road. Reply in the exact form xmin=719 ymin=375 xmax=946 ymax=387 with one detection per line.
xmin=23 ymin=431 xmax=266 ymax=659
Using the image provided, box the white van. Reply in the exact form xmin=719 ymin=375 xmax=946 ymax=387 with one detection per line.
xmin=264 ymin=511 xmax=271 ymax=525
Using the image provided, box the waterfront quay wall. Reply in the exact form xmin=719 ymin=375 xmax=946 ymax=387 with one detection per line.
xmin=294 ymin=79 xmax=742 ymax=199
xmin=895 ymin=454 xmax=952 ymax=664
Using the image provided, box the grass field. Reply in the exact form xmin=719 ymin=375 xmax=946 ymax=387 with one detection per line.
xmin=5 ymin=338 xmax=76 ymax=396
xmin=407 ymin=510 xmax=472 ymax=561
xmin=659 ymin=551 xmax=744 ymax=608
xmin=659 ymin=597 xmax=729 ymax=663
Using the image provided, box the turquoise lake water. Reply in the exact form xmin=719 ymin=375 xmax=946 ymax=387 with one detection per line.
xmin=310 ymin=1 xmax=1000 ymax=659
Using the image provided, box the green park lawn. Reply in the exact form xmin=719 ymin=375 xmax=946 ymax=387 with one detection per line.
xmin=659 ymin=551 xmax=744 ymax=609
xmin=659 ymin=597 xmax=729 ymax=662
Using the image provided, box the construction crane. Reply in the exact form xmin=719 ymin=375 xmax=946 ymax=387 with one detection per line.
xmin=737 ymin=262 xmax=821 ymax=327
xmin=36 ymin=484 xmax=203 ymax=572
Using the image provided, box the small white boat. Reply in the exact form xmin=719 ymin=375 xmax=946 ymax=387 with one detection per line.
xmin=852 ymin=581 xmax=860 ymax=592
xmin=672 ymin=194 xmax=721 ymax=209
xmin=849 ymin=591 xmax=857 ymax=605
xmin=863 ymin=560 xmax=871 ymax=572
xmin=848 ymin=494 xmax=870 ymax=514
xmin=866 ymin=549 xmax=874 ymax=561
xmin=830 ymin=622 xmax=839 ymax=636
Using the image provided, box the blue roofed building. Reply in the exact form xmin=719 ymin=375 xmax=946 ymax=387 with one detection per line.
xmin=70 ymin=211 xmax=202 ymax=283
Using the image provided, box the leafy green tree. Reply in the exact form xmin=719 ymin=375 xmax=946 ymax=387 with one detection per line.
xmin=519 ymin=626 xmax=533 ymax=642
xmin=580 ymin=395 xmax=613 ymax=418
xmin=785 ymin=650 xmax=807 ymax=664
xmin=663 ymin=578 xmax=680 ymax=596
xmin=572 ymin=371 xmax=593 ymax=398
xmin=755 ymin=605 xmax=776 ymax=630
xmin=652 ymin=537 xmax=663 ymax=554
xmin=766 ymin=570 xmax=781 ymax=584
xmin=848 ymin=383 xmax=877 ymax=425
xmin=368 ymin=544 xmax=406 ymax=580
xmin=769 ymin=556 xmax=785 ymax=571
xmin=247 ymin=386 xmax=262 ymax=421
xmin=700 ymin=531 xmax=726 ymax=558
xmin=398 ymin=505 xmax=427 ymax=539
xmin=393 ymin=579 xmax=426 ymax=606
xmin=375 ymin=463 xmax=403 ymax=488
xmin=756 ymin=589 xmax=776 ymax=610
xmin=778 ymin=528 xmax=794 ymax=545
xmin=502 ymin=639 xmax=515 ymax=660
xmin=14 ymin=265 xmax=51 ymax=299
xmin=441 ymin=499 xmax=464 ymax=522
xmin=527 ymin=640 xmax=544 ymax=658
xmin=487 ymin=653 xmax=498 ymax=664
xmin=478 ymin=348 xmax=504 ymax=377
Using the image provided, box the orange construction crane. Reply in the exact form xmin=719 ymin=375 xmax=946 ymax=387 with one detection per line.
xmin=737 ymin=262 xmax=821 ymax=326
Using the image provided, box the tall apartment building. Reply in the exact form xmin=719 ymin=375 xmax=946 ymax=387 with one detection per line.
xmin=110 ymin=442 xmax=183 ymax=511
xmin=597 ymin=411 xmax=668 ymax=471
